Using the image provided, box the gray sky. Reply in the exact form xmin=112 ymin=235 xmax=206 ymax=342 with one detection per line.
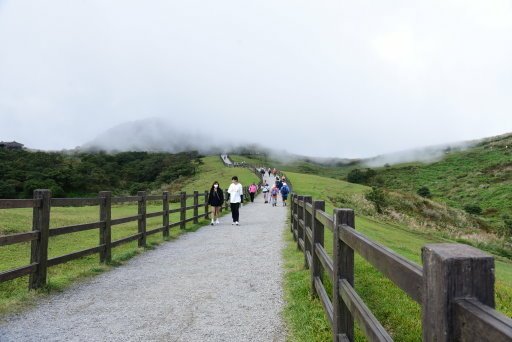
xmin=1 ymin=0 xmax=511 ymax=158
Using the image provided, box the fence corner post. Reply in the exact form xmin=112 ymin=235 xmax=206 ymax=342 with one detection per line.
xmin=29 ymin=189 xmax=51 ymax=290
xmin=422 ymin=243 xmax=495 ymax=341
xmin=138 ymin=191 xmax=147 ymax=247
xmin=332 ymin=208 xmax=355 ymax=342
xmin=163 ymin=191 xmax=169 ymax=238
xmin=193 ymin=191 xmax=199 ymax=224
xmin=180 ymin=191 xmax=186 ymax=229
xmin=311 ymin=200 xmax=325 ymax=297
xmin=99 ymin=191 xmax=112 ymax=263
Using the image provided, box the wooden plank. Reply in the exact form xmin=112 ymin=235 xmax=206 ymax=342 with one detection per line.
xmin=298 ymin=219 xmax=305 ymax=229
xmin=47 ymin=245 xmax=104 ymax=267
xmin=339 ymin=279 xmax=393 ymax=342
xmin=338 ymin=334 xmax=350 ymax=342
xmin=306 ymin=251 xmax=313 ymax=269
xmin=51 ymin=198 xmax=99 ymax=207
xmin=146 ymin=211 xmax=164 ymax=219
xmin=315 ymin=276 xmax=334 ymax=328
xmin=0 ymin=264 xmax=37 ymax=283
xmin=168 ymin=208 xmax=181 ymax=214
xmin=186 ymin=194 xmax=196 ymax=199
xmin=454 ymin=298 xmax=512 ymax=341
xmin=146 ymin=195 xmax=162 ymax=201
xmin=111 ymin=233 xmax=142 ymax=248
xmin=293 ymin=214 xmax=298 ymax=222
xmin=305 ymin=227 xmax=313 ymax=244
xmin=49 ymin=222 xmax=102 ymax=237
xmin=298 ymin=238 xmax=305 ymax=252
xmin=0 ymin=199 xmax=39 ymax=209
xmin=169 ymin=222 xmax=181 ymax=229
xmin=298 ymin=200 xmax=304 ymax=206
xmin=316 ymin=243 xmax=334 ymax=279
xmin=110 ymin=215 xmax=140 ymax=226
xmin=184 ymin=205 xmax=197 ymax=211
xmin=146 ymin=226 xmax=165 ymax=236
xmin=340 ymin=224 xmax=423 ymax=303
xmin=311 ymin=200 xmax=326 ymax=297
xmin=305 ymin=201 xmax=313 ymax=214
xmin=0 ymin=231 xmax=39 ymax=246
xmin=316 ymin=210 xmax=334 ymax=232
xmin=293 ymin=198 xmax=298 ymax=204
xmin=111 ymin=196 xmax=138 ymax=204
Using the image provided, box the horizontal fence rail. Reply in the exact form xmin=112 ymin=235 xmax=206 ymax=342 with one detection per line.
xmin=0 ymin=189 xmax=212 ymax=290
xmin=290 ymin=192 xmax=512 ymax=341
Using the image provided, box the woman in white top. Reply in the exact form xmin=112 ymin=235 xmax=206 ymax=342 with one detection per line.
xmin=227 ymin=176 xmax=243 ymax=225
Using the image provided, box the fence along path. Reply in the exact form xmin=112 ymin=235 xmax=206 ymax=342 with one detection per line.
xmin=290 ymin=193 xmax=512 ymax=341
xmin=0 ymin=175 xmax=286 ymax=341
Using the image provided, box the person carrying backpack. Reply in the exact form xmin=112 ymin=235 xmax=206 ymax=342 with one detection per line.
xmin=261 ymin=181 xmax=270 ymax=203
xmin=270 ymin=185 xmax=279 ymax=207
xmin=248 ymin=183 xmax=258 ymax=202
xmin=280 ymin=182 xmax=290 ymax=206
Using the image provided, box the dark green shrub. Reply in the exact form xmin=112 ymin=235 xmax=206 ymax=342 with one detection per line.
xmin=417 ymin=186 xmax=432 ymax=198
xmin=464 ymin=204 xmax=482 ymax=215
xmin=365 ymin=187 xmax=388 ymax=213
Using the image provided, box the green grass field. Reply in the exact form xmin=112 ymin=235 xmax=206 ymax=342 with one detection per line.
xmin=0 ymin=156 xmax=260 ymax=316
xmin=283 ymin=171 xmax=512 ymax=341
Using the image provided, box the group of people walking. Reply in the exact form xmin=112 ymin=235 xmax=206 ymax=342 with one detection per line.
xmin=207 ymin=170 xmax=290 ymax=226
xmin=261 ymin=176 xmax=289 ymax=207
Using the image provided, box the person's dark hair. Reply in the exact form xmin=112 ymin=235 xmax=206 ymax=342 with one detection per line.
xmin=232 ymin=176 xmax=238 ymax=181
xmin=210 ymin=181 xmax=220 ymax=191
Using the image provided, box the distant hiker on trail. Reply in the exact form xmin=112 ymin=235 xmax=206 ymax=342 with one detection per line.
xmin=260 ymin=168 xmax=266 ymax=177
xmin=280 ymin=182 xmax=290 ymax=206
xmin=261 ymin=181 xmax=270 ymax=203
xmin=268 ymin=168 xmax=272 ymax=177
xmin=248 ymin=183 xmax=258 ymax=202
xmin=276 ymin=177 xmax=283 ymax=190
xmin=270 ymin=185 xmax=279 ymax=207
xmin=272 ymin=168 xmax=277 ymax=176
xmin=208 ymin=181 xmax=224 ymax=225
xmin=227 ymin=176 xmax=243 ymax=225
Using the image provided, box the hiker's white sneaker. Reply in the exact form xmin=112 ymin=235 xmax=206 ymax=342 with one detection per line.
xmin=215 ymin=219 xmax=220 ymax=224
xmin=235 ymin=221 xmax=239 ymax=226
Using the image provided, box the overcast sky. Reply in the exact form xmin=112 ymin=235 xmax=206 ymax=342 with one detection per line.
xmin=1 ymin=0 xmax=511 ymax=158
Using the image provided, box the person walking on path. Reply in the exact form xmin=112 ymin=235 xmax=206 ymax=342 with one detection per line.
xmin=261 ymin=181 xmax=270 ymax=203
xmin=280 ymin=182 xmax=290 ymax=206
xmin=248 ymin=183 xmax=258 ymax=203
xmin=268 ymin=168 xmax=272 ymax=177
xmin=227 ymin=176 xmax=243 ymax=225
xmin=270 ymin=185 xmax=279 ymax=207
xmin=208 ymin=181 xmax=224 ymax=225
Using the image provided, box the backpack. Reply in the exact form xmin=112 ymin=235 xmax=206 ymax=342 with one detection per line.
xmin=281 ymin=185 xmax=289 ymax=195
xmin=271 ymin=188 xmax=279 ymax=196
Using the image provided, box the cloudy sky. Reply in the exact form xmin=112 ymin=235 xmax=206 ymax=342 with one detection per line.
xmin=1 ymin=0 xmax=511 ymax=158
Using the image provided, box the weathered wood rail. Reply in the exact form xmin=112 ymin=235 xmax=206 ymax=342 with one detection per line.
xmin=290 ymin=193 xmax=512 ymax=341
xmin=0 ymin=189 xmax=211 ymax=290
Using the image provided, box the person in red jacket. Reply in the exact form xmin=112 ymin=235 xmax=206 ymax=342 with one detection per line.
xmin=248 ymin=183 xmax=258 ymax=202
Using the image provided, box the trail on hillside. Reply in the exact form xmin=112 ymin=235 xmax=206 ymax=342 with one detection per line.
xmin=0 ymin=175 xmax=287 ymax=342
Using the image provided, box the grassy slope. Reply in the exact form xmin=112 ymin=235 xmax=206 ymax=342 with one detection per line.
xmin=376 ymin=134 xmax=512 ymax=228
xmin=283 ymin=171 xmax=512 ymax=342
xmin=0 ymin=155 xmax=259 ymax=316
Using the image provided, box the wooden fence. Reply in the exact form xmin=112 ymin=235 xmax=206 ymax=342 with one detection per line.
xmin=0 ymin=189 xmax=211 ymax=290
xmin=290 ymin=193 xmax=512 ymax=341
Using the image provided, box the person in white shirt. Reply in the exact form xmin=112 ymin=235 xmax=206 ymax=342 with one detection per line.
xmin=227 ymin=176 xmax=243 ymax=225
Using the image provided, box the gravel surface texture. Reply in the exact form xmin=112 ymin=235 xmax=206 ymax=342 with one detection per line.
xmin=0 ymin=175 xmax=287 ymax=342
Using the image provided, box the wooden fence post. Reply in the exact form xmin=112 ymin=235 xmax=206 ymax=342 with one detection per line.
xmin=204 ymin=190 xmax=209 ymax=218
xmin=333 ymin=208 xmax=355 ymax=342
xmin=311 ymin=200 xmax=325 ymax=296
xmin=99 ymin=191 xmax=112 ymax=263
xmin=163 ymin=191 xmax=169 ymax=238
xmin=303 ymin=196 xmax=313 ymax=269
xmin=224 ymin=189 xmax=229 ymax=210
xmin=138 ymin=191 xmax=147 ymax=247
xmin=422 ymin=244 xmax=495 ymax=341
xmin=180 ymin=191 xmax=186 ymax=229
xmin=290 ymin=193 xmax=295 ymax=233
xmin=193 ymin=191 xmax=199 ymax=224
xmin=296 ymin=195 xmax=304 ymax=251
xmin=29 ymin=189 xmax=51 ymax=290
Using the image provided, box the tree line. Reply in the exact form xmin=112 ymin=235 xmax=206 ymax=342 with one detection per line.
xmin=0 ymin=149 xmax=202 ymax=198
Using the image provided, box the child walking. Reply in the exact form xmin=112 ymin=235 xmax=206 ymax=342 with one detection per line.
xmin=207 ymin=181 xmax=224 ymax=225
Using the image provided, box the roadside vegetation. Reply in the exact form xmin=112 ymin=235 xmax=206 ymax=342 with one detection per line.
xmin=0 ymin=155 xmax=259 ymax=316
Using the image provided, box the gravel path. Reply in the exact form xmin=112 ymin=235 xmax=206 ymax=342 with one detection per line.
xmin=0 ymin=175 xmax=287 ymax=342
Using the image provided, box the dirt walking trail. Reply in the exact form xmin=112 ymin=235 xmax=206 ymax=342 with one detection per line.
xmin=0 ymin=174 xmax=287 ymax=342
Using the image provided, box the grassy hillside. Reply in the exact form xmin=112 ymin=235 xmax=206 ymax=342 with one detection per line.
xmin=0 ymin=155 xmax=259 ymax=316
xmin=283 ymin=171 xmax=512 ymax=341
